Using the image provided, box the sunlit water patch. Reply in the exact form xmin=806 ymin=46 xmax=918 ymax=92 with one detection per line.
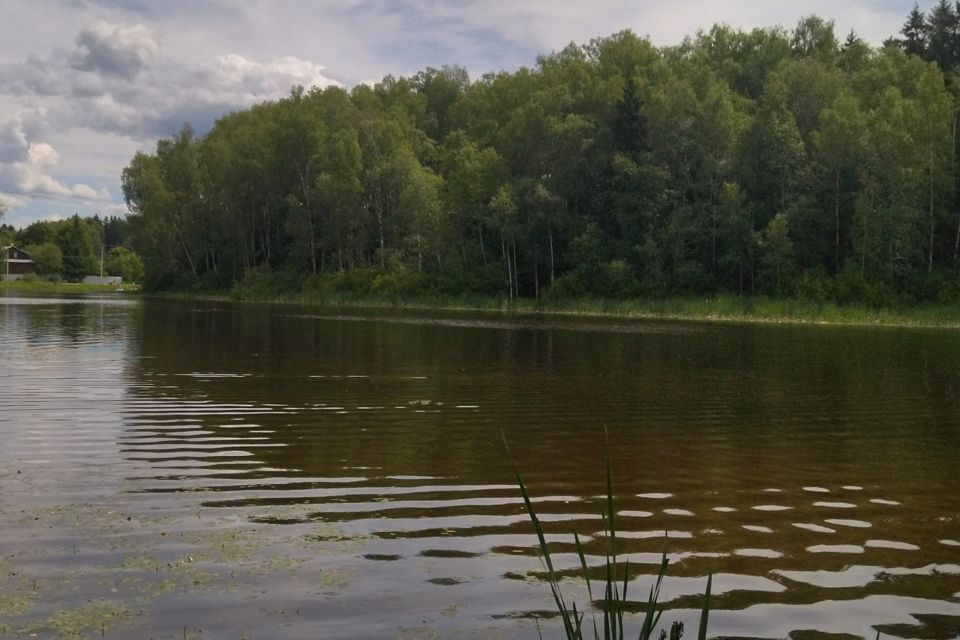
xmin=825 ymin=519 xmax=873 ymax=528
xmin=807 ymin=544 xmax=865 ymax=554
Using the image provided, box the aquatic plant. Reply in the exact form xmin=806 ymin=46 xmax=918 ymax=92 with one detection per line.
xmin=504 ymin=431 xmax=712 ymax=640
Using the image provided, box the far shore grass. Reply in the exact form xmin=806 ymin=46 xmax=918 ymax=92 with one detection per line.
xmin=0 ymin=280 xmax=140 ymax=294
xmin=8 ymin=277 xmax=959 ymax=328
xmin=159 ymin=287 xmax=960 ymax=329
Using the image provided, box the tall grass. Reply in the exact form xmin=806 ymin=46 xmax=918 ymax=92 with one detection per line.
xmin=225 ymin=277 xmax=960 ymax=329
xmin=504 ymin=431 xmax=712 ymax=640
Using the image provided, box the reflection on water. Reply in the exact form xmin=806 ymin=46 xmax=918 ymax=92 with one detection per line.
xmin=1 ymin=295 xmax=959 ymax=639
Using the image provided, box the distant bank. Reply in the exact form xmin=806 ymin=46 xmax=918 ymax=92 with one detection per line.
xmin=0 ymin=280 xmax=140 ymax=295
xmin=7 ymin=279 xmax=955 ymax=328
xmin=158 ymin=287 xmax=960 ymax=330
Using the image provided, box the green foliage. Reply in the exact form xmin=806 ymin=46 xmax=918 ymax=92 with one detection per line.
xmin=12 ymin=215 xmax=136 ymax=282
xmin=544 ymin=272 xmax=590 ymax=300
xmin=57 ymin=215 xmax=100 ymax=281
xmin=119 ymin=8 xmax=960 ymax=307
xmin=305 ymin=269 xmax=376 ymax=295
xmin=0 ymin=280 xmax=137 ymax=293
xmin=25 ymin=242 xmax=63 ymax=276
xmin=0 ymin=226 xmax=14 ymax=249
xmin=105 ymin=247 xmax=145 ymax=283
xmin=758 ymin=212 xmax=796 ymax=293
xmin=232 ymin=265 xmax=302 ymax=299
xmin=894 ymin=0 xmax=960 ymax=70
xmin=18 ymin=219 xmax=58 ymax=247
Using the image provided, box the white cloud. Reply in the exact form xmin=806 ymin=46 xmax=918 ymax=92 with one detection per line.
xmin=71 ymin=71 xmax=107 ymax=97
xmin=0 ymin=14 xmax=343 ymax=222
xmin=4 ymin=142 xmax=111 ymax=201
xmin=0 ymin=112 xmax=111 ymax=203
xmin=0 ymin=56 xmax=63 ymax=96
xmin=215 ymin=54 xmax=340 ymax=97
xmin=0 ymin=108 xmax=49 ymax=163
xmin=71 ymin=21 xmax=159 ymax=78
xmin=0 ymin=192 xmax=28 ymax=209
xmin=48 ymin=127 xmax=140 ymax=181
xmin=1 ymin=23 xmax=342 ymax=140
xmin=79 ymin=201 xmax=130 ymax=218
xmin=73 ymin=51 xmax=343 ymax=139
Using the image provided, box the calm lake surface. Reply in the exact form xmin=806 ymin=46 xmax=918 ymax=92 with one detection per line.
xmin=1 ymin=294 xmax=959 ymax=639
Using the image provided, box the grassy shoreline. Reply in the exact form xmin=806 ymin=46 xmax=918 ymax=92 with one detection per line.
xmin=0 ymin=280 xmax=140 ymax=294
xmin=7 ymin=278 xmax=958 ymax=327
xmin=156 ymin=287 xmax=960 ymax=329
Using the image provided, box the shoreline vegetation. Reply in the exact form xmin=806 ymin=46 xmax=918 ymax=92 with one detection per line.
xmin=12 ymin=261 xmax=960 ymax=331
xmin=161 ymin=280 xmax=960 ymax=329
xmin=0 ymin=280 xmax=139 ymax=294
xmin=5 ymin=275 xmax=958 ymax=329
xmin=205 ymin=265 xmax=960 ymax=328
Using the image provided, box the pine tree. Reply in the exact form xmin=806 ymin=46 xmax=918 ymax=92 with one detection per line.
xmin=901 ymin=4 xmax=929 ymax=56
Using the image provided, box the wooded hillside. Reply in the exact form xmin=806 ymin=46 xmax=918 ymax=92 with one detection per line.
xmin=123 ymin=5 xmax=960 ymax=305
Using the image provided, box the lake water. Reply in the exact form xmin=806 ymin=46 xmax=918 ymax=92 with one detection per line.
xmin=1 ymin=294 xmax=958 ymax=639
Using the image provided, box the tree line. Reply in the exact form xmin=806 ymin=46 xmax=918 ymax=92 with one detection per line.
xmin=2 ymin=214 xmax=143 ymax=283
xmin=122 ymin=6 xmax=960 ymax=305
xmin=893 ymin=0 xmax=960 ymax=71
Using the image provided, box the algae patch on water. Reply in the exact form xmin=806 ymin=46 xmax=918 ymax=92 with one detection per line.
xmin=0 ymin=592 xmax=38 ymax=617
xmin=14 ymin=599 xmax=139 ymax=638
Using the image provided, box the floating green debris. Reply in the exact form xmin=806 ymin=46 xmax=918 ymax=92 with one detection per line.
xmin=48 ymin=599 xmax=136 ymax=637
xmin=0 ymin=592 xmax=37 ymax=617
xmin=313 ymin=568 xmax=350 ymax=594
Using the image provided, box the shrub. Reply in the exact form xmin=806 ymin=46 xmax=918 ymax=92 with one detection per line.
xmin=25 ymin=242 xmax=63 ymax=276
xmin=232 ymin=266 xmax=302 ymax=299
xmin=544 ymin=272 xmax=590 ymax=300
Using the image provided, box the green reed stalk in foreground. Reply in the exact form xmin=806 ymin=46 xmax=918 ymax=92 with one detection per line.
xmin=503 ymin=431 xmax=712 ymax=640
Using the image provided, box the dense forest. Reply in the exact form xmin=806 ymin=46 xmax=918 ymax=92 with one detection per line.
xmin=121 ymin=3 xmax=960 ymax=305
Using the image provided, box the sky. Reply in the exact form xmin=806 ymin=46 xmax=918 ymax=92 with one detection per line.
xmin=0 ymin=0 xmax=918 ymax=228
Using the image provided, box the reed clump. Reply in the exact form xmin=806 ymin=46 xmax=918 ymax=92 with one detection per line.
xmin=504 ymin=432 xmax=712 ymax=640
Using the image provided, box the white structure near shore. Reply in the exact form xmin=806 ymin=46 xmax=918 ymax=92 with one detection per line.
xmin=83 ymin=275 xmax=123 ymax=286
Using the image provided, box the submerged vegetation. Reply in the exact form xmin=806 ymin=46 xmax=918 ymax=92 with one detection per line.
xmin=122 ymin=2 xmax=960 ymax=315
